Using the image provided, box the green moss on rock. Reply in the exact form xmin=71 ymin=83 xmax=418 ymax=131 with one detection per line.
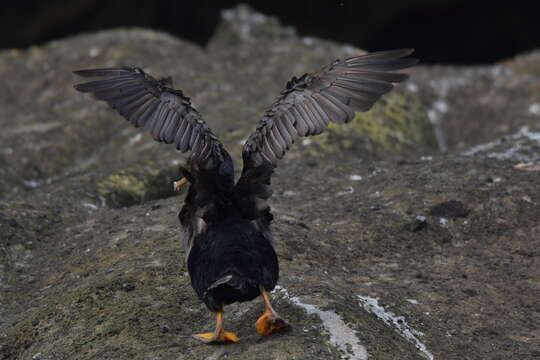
xmin=306 ymin=91 xmax=437 ymax=157
xmin=98 ymin=165 xmax=180 ymax=208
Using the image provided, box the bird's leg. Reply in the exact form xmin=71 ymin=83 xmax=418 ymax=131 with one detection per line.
xmin=192 ymin=309 xmax=239 ymax=344
xmin=255 ymin=286 xmax=289 ymax=336
xmin=173 ymin=177 xmax=188 ymax=192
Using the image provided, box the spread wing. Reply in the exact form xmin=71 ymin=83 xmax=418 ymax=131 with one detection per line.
xmin=235 ymin=49 xmax=417 ymax=215
xmin=241 ymin=48 xmax=418 ymax=167
xmin=73 ymin=67 xmax=220 ymax=163
xmin=74 ymin=67 xmax=235 ymax=259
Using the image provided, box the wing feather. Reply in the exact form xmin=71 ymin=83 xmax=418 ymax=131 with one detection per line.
xmin=178 ymin=117 xmax=194 ymax=152
xmin=282 ymin=112 xmax=299 ymax=139
xmin=305 ymin=95 xmax=329 ymax=127
xmin=73 ymin=66 xmax=221 ymax=162
xmin=275 ymin=119 xmax=294 ymax=148
xmin=160 ymin=110 xmax=179 ymax=143
xmin=268 ymin=125 xmax=285 ymax=158
xmin=240 ymin=48 xmax=418 ymax=171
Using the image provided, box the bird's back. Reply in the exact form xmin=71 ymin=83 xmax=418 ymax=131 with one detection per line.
xmin=187 ymin=217 xmax=278 ymax=312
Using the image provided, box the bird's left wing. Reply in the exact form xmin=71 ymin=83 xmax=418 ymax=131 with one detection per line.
xmin=241 ymin=48 xmax=417 ymax=167
xmin=73 ymin=67 xmax=221 ymax=163
xmin=235 ymin=49 xmax=418 ymax=217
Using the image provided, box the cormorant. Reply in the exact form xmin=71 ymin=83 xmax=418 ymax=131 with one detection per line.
xmin=74 ymin=48 xmax=417 ymax=343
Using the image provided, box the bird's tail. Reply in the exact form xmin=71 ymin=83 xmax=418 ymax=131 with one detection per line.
xmin=205 ymin=272 xmax=256 ymax=296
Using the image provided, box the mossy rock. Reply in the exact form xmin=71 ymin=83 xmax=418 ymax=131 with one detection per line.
xmin=305 ymin=90 xmax=437 ymax=157
xmin=97 ymin=165 xmax=180 ymax=208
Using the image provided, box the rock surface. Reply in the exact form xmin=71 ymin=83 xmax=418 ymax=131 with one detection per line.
xmin=1 ymin=6 xmax=539 ymax=360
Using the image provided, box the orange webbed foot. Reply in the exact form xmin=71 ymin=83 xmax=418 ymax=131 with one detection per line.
xmin=192 ymin=331 xmax=240 ymax=344
xmin=255 ymin=311 xmax=289 ymax=336
xmin=256 ymin=287 xmax=289 ymax=336
xmin=193 ymin=311 xmax=239 ymax=344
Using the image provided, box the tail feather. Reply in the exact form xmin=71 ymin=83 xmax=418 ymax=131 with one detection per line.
xmin=205 ymin=274 xmax=233 ymax=294
xmin=203 ymin=272 xmax=259 ymax=305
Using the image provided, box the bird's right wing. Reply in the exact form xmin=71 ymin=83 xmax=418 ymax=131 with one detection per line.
xmin=74 ymin=67 xmax=234 ymax=258
xmin=73 ymin=67 xmax=222 ymax=163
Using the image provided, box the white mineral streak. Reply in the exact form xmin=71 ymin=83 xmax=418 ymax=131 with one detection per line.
xmin=274 ymin=286 xmax=368 ymax=360
xmin=463 ymin=126 xmax=540 ymax=162
xmin=358 ymin=295 xmax=434 ymax=360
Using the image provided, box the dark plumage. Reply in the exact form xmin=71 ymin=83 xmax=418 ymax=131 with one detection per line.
xmin=187 ymin=219 xmax=278 ymax=312
xmin=74 ymin=48 xmax=418 ymax=343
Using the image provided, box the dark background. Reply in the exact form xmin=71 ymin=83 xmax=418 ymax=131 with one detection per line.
xmin=2 ymin=0 xmax=539 ymax=64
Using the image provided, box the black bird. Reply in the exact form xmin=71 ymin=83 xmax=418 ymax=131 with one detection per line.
xmin=74 ymin=48 xmax=417 ymax=343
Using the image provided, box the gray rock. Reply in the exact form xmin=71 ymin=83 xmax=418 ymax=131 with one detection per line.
xmin=1 ymin=5 xmax=539 ymax=360
xmin=410 ymin=53 xmax=540 ymax=152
